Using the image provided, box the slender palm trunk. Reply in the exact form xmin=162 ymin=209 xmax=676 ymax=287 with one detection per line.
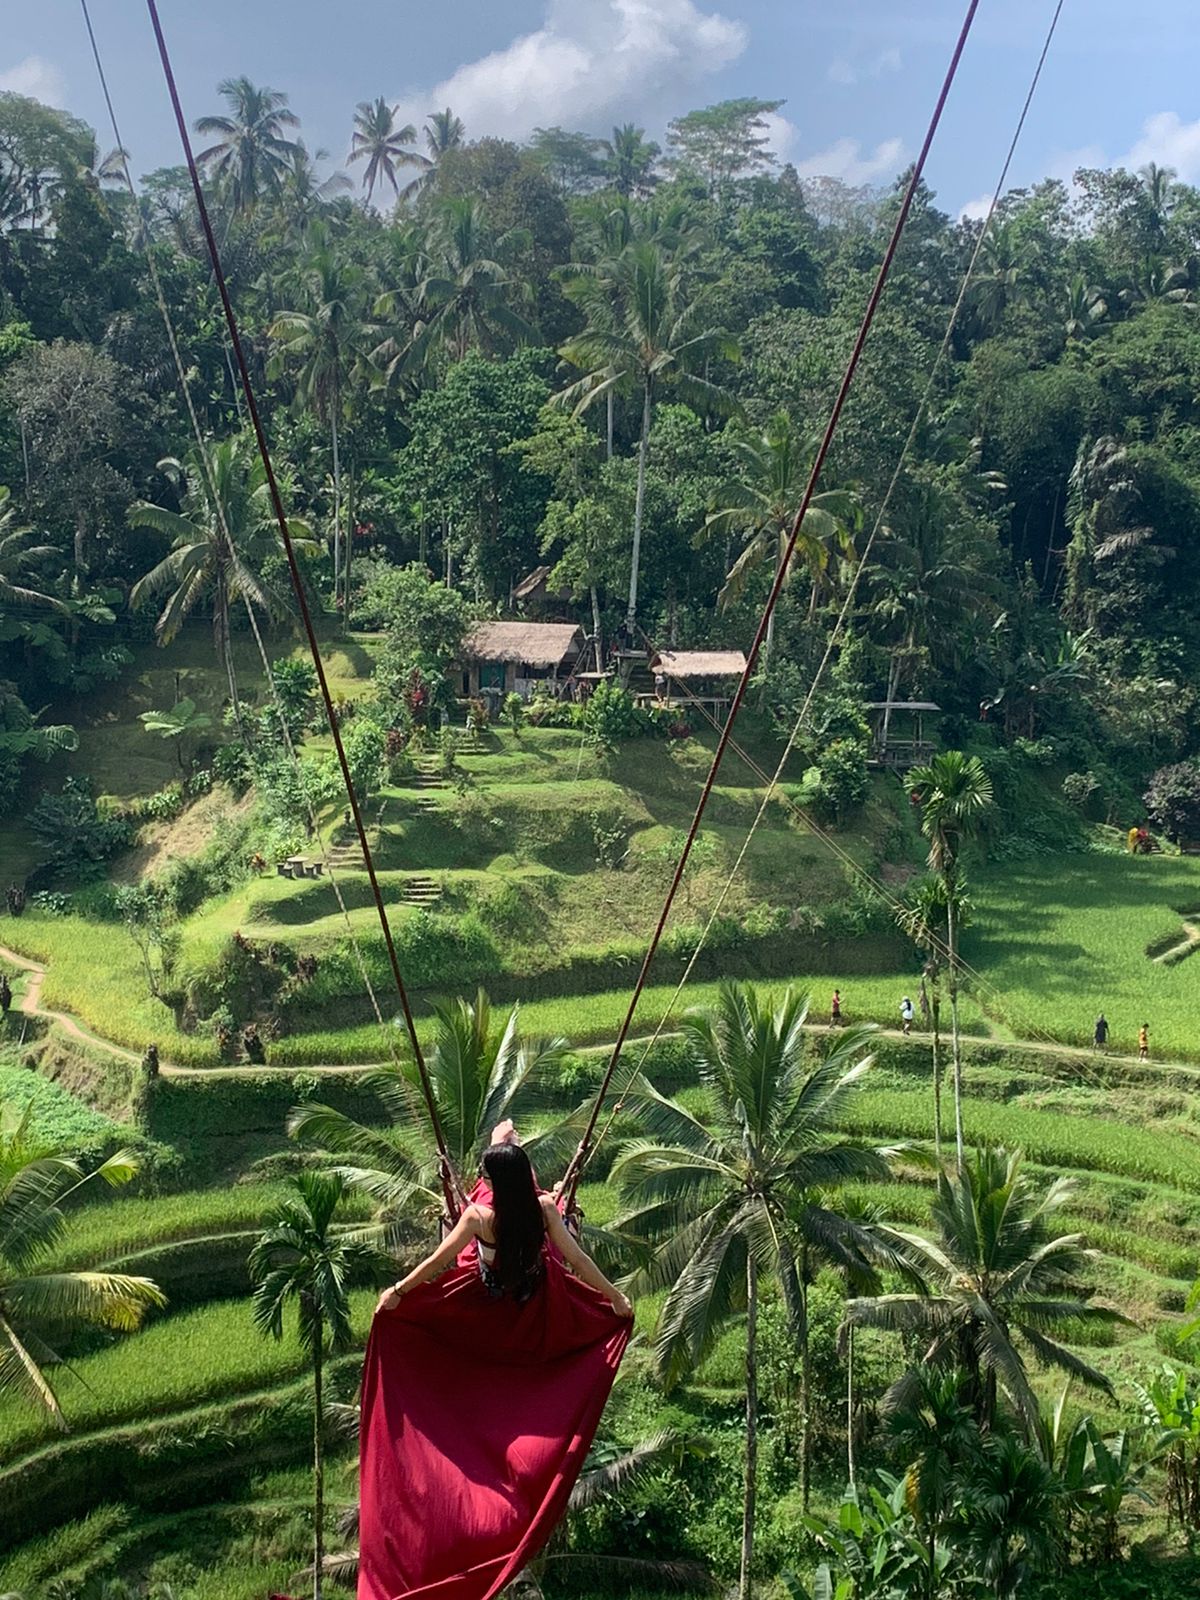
xmin=216 ymin=568 xmax=248 ymax=746
xmin=881 ymin=650 xmax=902 ymax=755
xmin=625 ymin=378 xmax=652 ymax=639
xmin=606 ymin=388 xmax=614 ymax=461
xmin=846 ymin=1323 xmax=856 ymax=1488
xmin=800 ymin=1247 xmax=813 ymax=1511
xmin=343 ymin=462 xmax=354 ymax=631
xmin=590 ymin=585 xmax=603 ymax=672
xmin=931 ymin=988 xmax=943 ymax=1164
xmin=313 ymin=1311 xmax=325 ymax=1600
xmin=947 ymin=891 xmax=964 ymax=1171
xmin=740 ymin=1251 xmax=759 ymax=1600
xmin=331 ymin=403 xmax=342 ymax=610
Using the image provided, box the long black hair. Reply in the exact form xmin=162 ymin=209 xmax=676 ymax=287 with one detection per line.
xmin=482 ymin=1143 xmax=545 ymax=1293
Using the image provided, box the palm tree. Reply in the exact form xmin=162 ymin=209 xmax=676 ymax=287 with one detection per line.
xmin=1140 ymin=161 xmax=1178 ymax=245
xmin=845 ymin=1148 xmax=1128 ymax=1440
xmin=194 ymin=76 xmax=304 ymax=213
xmin=250 ymin=1172 xmax=388 ymax=1600
xmin=704 ymin=411 xmax=860 ymax=678
xmin=348 ymin=99 xmax=421 ymax=204
xmin=399 ymin=108 xmax=465 ymax=202
xmin=269 ymin=228 xmax=367 ymax=606
xmin=415 ymin=197 xmax=538 ymax=363
xmin=1 ymin=1104 xmax=164 ymax=1428
xmin=908 ymin=752 xmax=993 ymax=1169
xmin=895 ymin=875 xmax=951 ymax=1162
xmin=1063 ymin=435 xmax=1147 ymax=629
xmin=128 ymin=439 xmax=310 ymax=718
xmin=0 ymin=486 xmax=67 ymax=616
xmin=613 ymin=983 xmax=892 ymax=1600
xmin=288 ymin=990 xmax=571 ymax=1232
xmin=138 ymin=697 xmax=213 ymax=772
xmin=969 ymin=220 xmax=1039 ymax=334
xmin=1063 ymin=274 xmax=1107 ymax=341
xmin=601 ymin=125 xmax=661 ymax=198
xmin=559 ymin=239 xmax=737 ymax=639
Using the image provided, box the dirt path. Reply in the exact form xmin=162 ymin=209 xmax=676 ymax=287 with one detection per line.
xmin=0 ymin=940 xmax=1190 ymax=1084
xmin=0 ymin=943 xmax=142 ymax=1065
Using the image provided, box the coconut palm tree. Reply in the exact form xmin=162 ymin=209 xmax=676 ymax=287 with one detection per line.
xmin=269 ymin=227 xmax=367 ymax=605
xmin=399 ymin=108 xmax=466 ymax=202
xmin=0 ymin=486 xmax=67 ymax=616
xmin=128 ymin=438 xmax=310 ymax=718
xmin=288 ymin=990 xmax=572 ymax=1234
xmin=968 ymin=219 xmax=1039 ymax=334
xmin=704 ymin=411 xmax=861 ymax=678
xmin=0 ymin=1104 xmax=164 ymax=1428
xmin=1063 ymin=274 xmax=1107 ymax=341
xmin=348 ymin=99 xmax=421 ymax=204
xmin=601 ymin=124 xmax=661 ymax=198
xmin=907 ymin=752 xmax=993 ymax=1169
xmin=559 ymin=240 xmax=737 ymax=639
xmin=845 ymin=1147 xmax=1128 ymax=1439
xmin=613 ymin=983 xmax=892 ymax=1600
xmin=250 ymin=1172 xmax=389 ymax=1600
xmin=895 ymin=874 xmax=953 ymax=1162
xmin=414 ymin=197 xmax=538 ymax=364
xmin=194 ymin=77 xmax=304 ymax=214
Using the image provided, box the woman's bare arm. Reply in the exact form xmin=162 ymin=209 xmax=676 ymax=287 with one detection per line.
xmin=541 ymin=1197 xmax=632 ymax=1317
xmin=375 ymin=1206 xmax=481 ymax=1314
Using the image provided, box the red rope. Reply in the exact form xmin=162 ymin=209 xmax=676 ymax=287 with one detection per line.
xmin=142 ymin=0 xmax=458 ymax=1216
xmin=561 ymin=0 xmax=983 ymax=1206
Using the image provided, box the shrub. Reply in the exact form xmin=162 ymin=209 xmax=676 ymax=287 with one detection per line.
xmin=502 ymin=692 xmax=524 ymax=734
xmin=1144 ymin=760 xmax=1200 ymax=842
xmin=26 ymin=778 xmax=132 ymax=875
xmin=525 ymin=690 xmax=574 ymax=728
xmin=212 ymin=741 xmax=251 ymax=792
xmin=582 ymin=682 xmax=643 ymax=748
xmin=467 ymin=696 xmax=492 ymax=734
xmin=268 ymin=656 xmax=318 ymax=739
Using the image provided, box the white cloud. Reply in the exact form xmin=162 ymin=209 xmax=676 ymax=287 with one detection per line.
xmin=827 ymin=47 xmax=902 ymax=88
xmin=793 ymin=136 xmax=906 ymax=186
xmin=762 ymin=109 xmax=800 ymax=164
xmin=959 ymin=193 xmax=993 ymax=222
xmin=393 ymin=0 xmax=746 ymax=143
xmin=1120 ymin=111 xmax=1200 ymax=183
xmin=0 ymin=54 xmax=66 ymax=107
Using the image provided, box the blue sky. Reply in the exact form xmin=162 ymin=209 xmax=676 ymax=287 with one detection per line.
xmin=2 ymin=1 xmax=1198 ymax=216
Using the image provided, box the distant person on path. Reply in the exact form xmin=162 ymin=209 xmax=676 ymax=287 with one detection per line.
xmin=1093 ymin=1013 xmax=1109 ymax=1052
xmin=1139 ymin=1022 xmax=1149 ymax=1061
xmin=0 ymin=973 xmax=10 ymax=1015
xmin=900 ymin=995 xmax=914 ymax=1036
xmin=830 ymin=988 xmax=842 ymax=1026
xmin=1128 ymin=825 xmax=1141 ymax=854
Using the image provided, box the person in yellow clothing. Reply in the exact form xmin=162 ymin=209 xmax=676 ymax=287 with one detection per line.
xmin=1139 ymin=1022 xmax=1149 ymax=1061
xmin=1128 ymin=825 xmax=1141 ymax=853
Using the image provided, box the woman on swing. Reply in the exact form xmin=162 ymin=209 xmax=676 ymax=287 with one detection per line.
xmin=374 ymin=1120 xmax=633 ymax=1318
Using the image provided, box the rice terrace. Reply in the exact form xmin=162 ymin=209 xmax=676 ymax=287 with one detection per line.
xmin=4 ymin=2 xmax=1200 ymax=1598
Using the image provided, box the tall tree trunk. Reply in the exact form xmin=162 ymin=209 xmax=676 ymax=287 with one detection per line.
xmin=931 ymin=984 xmax=943 ymax=1165
xmin=313 ymin=1310 xmax=325 ymax=1600
xmin=740 ymin=1250 xmax=759 ymax=1600
xmin=881 ymin=650 xmax=901 ymax=757
xmin=216 ymin=569 xmax=249 ymax=746
xmin=590 ymin=585 xmax=603 ymax=673
xmin=846 ymin=1323 xmax=856 ymax=1488
xmin=947 ymin=888 xmax=965 ymax=1171
xmin=331 ymin=403 xmax=342 ymax=610
xmin=73 ymin=509 xmax=88 ymax=595
xmin=625 ymin=378 xmax=652 ymax=641
xmin=606 ymin=388 xmax=614 ymax=461
xmin=343 ymin=462 xmax=354 ymax=632
xmin=800 ymin=1244 xmax=813 ymax=1511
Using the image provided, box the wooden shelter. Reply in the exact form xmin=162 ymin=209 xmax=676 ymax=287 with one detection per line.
xmin=864 ymin=700 xmax=940 ymax=768
xmin=458 ymin=621 xmax=585 ymax=703
xmin=645 ymin=650 xmax=748 ymax=716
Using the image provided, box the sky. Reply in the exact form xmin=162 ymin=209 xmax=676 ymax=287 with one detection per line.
xmin=2 ymin=0 xmax=1199 ymax=217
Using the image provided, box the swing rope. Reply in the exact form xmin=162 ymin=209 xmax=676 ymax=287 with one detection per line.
xmin=559 ymin=0 xmax=984 ymax=1208
xmin=141 ymin=0 xmax=459 ymax=1214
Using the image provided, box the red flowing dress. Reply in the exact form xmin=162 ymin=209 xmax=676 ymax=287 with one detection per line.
xmin=357 ymin=1207 xmax=631 ymax=1600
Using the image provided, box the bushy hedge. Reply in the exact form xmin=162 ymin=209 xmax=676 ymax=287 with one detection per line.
xmin=101 ymin=1231 xmax=256 ymax=1308
xmin=146 ymin=1069 xmax=384 ymax=1142
xmin=0 ymin=1357 xmax=359 ymax=1548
